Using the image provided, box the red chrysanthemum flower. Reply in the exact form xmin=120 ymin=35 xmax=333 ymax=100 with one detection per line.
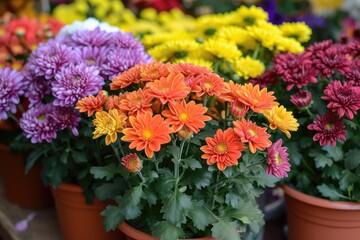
xmin=307 ymin=112 xmax=347 ymax=146
xmin=192 ymin=73 xmax=229 ymax=98
xmin=322 ymin=80 xmax=360 ymax=119
xmin=120 ymin=88 xmax=153 ymax=117
xmin=162 ymin=100 xmax=211 ymax=133
xmin=200 ymin=128 xmax=245 ymax=171
xmin=233 ymin=118 xmax=272 ymax=153
xmin=110 ymin=65 xmax=141 ymax=90
xmin=76 ymin=90 xmax=107 ymax=117
xmin=121 ymin=112 xmax=172 ymax=158
xmin=290 ymin=90 xmax=312 ymax=109
xmin=121 ymin=153 xmax=142 ymax=173
xmin=146 ymin=72 xmax=190 ymax=105
xmin=266 ymin=139 xmax=291 ymax=178
xmin=236 ymin=83 xmax=278 ymax=113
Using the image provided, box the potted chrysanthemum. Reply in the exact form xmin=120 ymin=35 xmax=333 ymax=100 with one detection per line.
xmin=79 ymin=61 xmax=299 ymax=240
xmin=251 ymin=39 xmax=360 ymax=240
xmin=13 ymin=18 xmax=152 ymax=240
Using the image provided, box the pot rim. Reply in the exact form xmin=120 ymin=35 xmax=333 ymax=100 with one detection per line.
xmin=51 ymin=182 xmax=82 ymax=193
xmin=281 ymin=184 xmax=360 ymax=210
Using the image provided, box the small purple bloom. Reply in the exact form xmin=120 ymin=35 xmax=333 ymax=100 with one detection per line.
xmin=110 ymin=32 xmax=146 ymax=50
xmin=52 ymin=63 xmax=105 ymax=107
xmin=64 ymin=27 xmax=113 ymax=47
xmin=20 ymin=104 xmax=58 ymax=143
xmin=50 ymin=107 xmax=81 ymax=136
xmin=74 ymin=46 xmax=109 ymax=70
xmin=0 ymin=68 xmax=25 ymax=120
xmin=23 ymin=69 xmax=51 ymax=107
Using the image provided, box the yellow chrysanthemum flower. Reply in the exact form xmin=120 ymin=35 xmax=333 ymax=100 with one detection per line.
xmin=93 ymin=110 xmax=127 ymax=145
xmin=232 ymin=56 xmax=265 ymax=80
xmin=232 ymin=5 xmax=269 ymax=27
xmin=52 ymin=4 xmax=86 ymax=24
xmin=142 ymin=32 xmax=194 ymax=49
xmin=275 ymin=36 xmax=305 ymax=54
xmin=148 ymin=40 xmax=202 ymax=62
xmin=309 ymin=0 xmax=343 ymax=16
xmin=246 ymin=21 xmax=281 ymax=51
xmin=140 ymin=8 xmax=158 ymax=20
xmin=174 ymin=57 xmax=213 ymax=70
xmin=120 ymin=20 xmax=163 ymax=36
xmin=215 ymin=26 xmax=258 ymax=51
xmin=195 ymin=14 xmax=232 ymax=38
xmin=263 ymin=105 xmax=299 ymax=138
xmin=279 ymin=22 xmax=312 ymax=43
xmin=203 ymin=39 xmax=242 ymax=61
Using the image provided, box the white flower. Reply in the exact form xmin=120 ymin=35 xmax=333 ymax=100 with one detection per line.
xmin=343 ymin=0 xmax=360 ymax=22
xmin=58 ymin=18 xmax=121 ymax=36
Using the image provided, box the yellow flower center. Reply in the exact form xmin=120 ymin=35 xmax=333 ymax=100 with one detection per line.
xmin=204 ymin=82 xmax=213 ymax=90
xmin=275 ymin=152 xmax=281 ymax=165
xmin=143 ymin=129 xmax=153 ymax=140
xmin=216 ymin=143 xmax=227 ymax=154
xmin=249 ymin=129 xmax=257 ymax=136
xmin=38 ymin=115 xmax=45 ymax=121
xmin=325 ymin=123 xmax=334 ymax=130
xmin=179 ymin=112 xmax=188 ymax=121
xmin=161 ymin=87 xmax=168 ymax=92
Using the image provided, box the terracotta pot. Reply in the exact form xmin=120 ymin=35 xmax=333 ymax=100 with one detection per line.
xmin=0 ymin=143 xmax=53 ymax=209
xmin=282 ymin=184 xmax=360 ymax=240
xmin=51 ymin=183 xmax=124 ymax=240
xmin=118 ymin=222 xmax=215 ymax=240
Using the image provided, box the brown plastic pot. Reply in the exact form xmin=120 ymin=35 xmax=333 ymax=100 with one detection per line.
xmin=0 ymin=143 xmax=53 ymax=209
xmin=51 ymin=183 xmax=124 ymax=240
xmin=282 ymin=184 xmax=360 ymax=240
xmin=118 ymin=222 xmax=215 ymax=240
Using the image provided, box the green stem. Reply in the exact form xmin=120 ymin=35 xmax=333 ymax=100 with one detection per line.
xmin=203 ymin=95 xmax=208 ymax=107
xmin=212 ymin=171 xmax=221 ymax=208
xmin=7 ymin=113 xmax=19 ymax=124
xmin=175 ymin=140 xmax=186 ymax=179
xmin=116 ymin=137 xmax=125 ymax=157
xmin=110 ymin=144 xmax=120 ymax=160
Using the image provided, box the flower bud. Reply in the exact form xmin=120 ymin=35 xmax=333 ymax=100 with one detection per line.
xmin=177 ymin=126 xmax=193 ymax=140
xmin=121 ymin=153 xmax=142 ymax=173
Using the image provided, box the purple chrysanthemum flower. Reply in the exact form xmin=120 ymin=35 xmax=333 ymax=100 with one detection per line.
xmin=74 ymin=46 xmax=109 ymax=70
xmin=321 ymin=80 xmax=360 ymax=119
xmin=292 ymin=14 xmax=325 ymax=29
xmin=266 ymin=139 xmax=290 ymax=178
xmin=290 ymin=90 xmax=312 ymax=109
xmin=22 ymin=69 xmax=52 ymax=107
xmin=64 ymin=27 xmax=113 ymax=47
xmin=52 ymin=63 xmax=105 ymax=107
xmin=19 ymin=104 xmax=58 ymax=143
xmin=0 ymin=68 xmax=25 ymax=120
xmin=308 ymin=112 xmax=347 ymax=146
xmin=110 ymin=32 xmax=145 ymax=50
xmin=50 ymin=107 xmax=81 ymax=136
xmin=101 ymin=48 xmax=152 ymax=80
xmin=26 ymin=39 xmax=75 ymax=80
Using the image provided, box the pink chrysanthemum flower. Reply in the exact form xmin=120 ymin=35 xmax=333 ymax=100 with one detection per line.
xmin=290 ymin=90 xmax=312 ymax=109
xmin=307 ymin=112 xmax=347 ymax=146
xmin=266 ymin=139 xmax=291 ymax=178
xmin=321 ymin=80 xmax=360 ymax=119
xmin=345 ymin=59 xmax=360 ymax=87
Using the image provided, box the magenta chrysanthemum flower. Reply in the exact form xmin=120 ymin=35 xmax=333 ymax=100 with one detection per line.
xmin=345 ymin=59 xmax=360 ymax=86
xmin=266 ymin=139 xmax=290 ymax=178
xmin=50 ymin=107 xmax=81 ymax=136
xmin=101 ymin=48 xmax=152 ymax=80
xmin=307 ymin=112 xmax=347 ymax=146
xmin=52 ymin=63 xmax=104 ymax=107
xmin=312 ymin=46 xmax=351 ymax=78
xmin=250 ymin=68 xmax=278 ymax=88
xmin=26 ymin=40 xmax=75 ymax=80
xmin=19 ymin=104 xmax=58 ymax=143
xmin=0 ymin=68 xmax=25 ymax=120
xmin=321 ymin=80 xmax=360 ymax=119
xmin=307 ymin=39 xmax=333 ymax=56
xmin=290 ymin=90 xmax=312 ymax=109
xmin=65 ymin=28 xmax=113 ymax=47
xmin=344 ymin=41 xmax=360 ymax=58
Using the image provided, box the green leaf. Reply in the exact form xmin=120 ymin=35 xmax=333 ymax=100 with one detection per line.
xmin=166 ymin=145 xmax=180 ymax=159
xmin=323 ymin=145 xmax=343 ymax=161
xmin=90 ymin=166 xmax=117 ymax=181
xmin=212 ymin=220 xmax=241 ymax=240
xmin=101 ymin=205 xmax=124 ymax=231
xmin=120 ymin=185 xmax=144 ymax=219
xmin=59 ymin=150 xmax=69 ymax=164
xmin=317 ymin=184 xmax=342 ymax=201
xmin=225 ymin=192 xmax=241 ymax=208
xmin=344 ymin=149 xmax=360 ymax=170
xmin=225 ymin=201 xmax=263 ymax=226
xmin=286 ymin=142 xmax=302 ymax=165
xmin=247 ymin=172 xmax=278 ymax=187
xmin=182 ymin=157 xmax=202 ymax=170
xmin=71 ymin=150 xmax=88 ymax=163
xmin=189 ymin=204 xmax=216 ymax=230
xmin=314 ymin=155 xmax=333 ymax=168
xmin=95 ymin=179 xmax=127 ymax=201
xmin=162 ymin=191 xmax=192 ymax=225
xmin=339 ymin=170 xmax=360 ymax=191
xmin=152 ymin=221 xmax=185 ymax=240
xmin=182 ymin=169 xmax=212 ymax=189
xmin=25 ymin=148 xmax=48 ymax=173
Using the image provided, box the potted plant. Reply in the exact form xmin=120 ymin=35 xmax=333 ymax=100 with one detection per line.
xmin=81 ymin=60 xmax=299 ymax=240
xmin=251 ymin=39 xmax=360 ymax=240
xmin=12 ymin=18 xmax=152 ymax=239
xmin=0 ymin=13 xmax=63 ymax=209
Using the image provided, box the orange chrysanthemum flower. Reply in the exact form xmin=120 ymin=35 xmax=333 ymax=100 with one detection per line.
xmin=221 ymin=80 xmax=243 ymax=102
xmin=76 ymin=90 xmax=107 ymax=117
xmin=225 ymin=81 xmax=278 ymax=113
xmin=140 ymin=62 xmax=172 ymax=82
xmin=192 ymin=73 xmax=229 ymax=97
xmin=110 ymin=65 xmax=141 ymax=90
xmin=162 ymin=100 xmax=212 ymax=133
xmin=104 ymin=94 xmax=126 ymax=111
xmin=93 ymin=109 xmax=127 ymax=145
xmin=200 ymin=128 xmax=245 ymax=170
xmin=146 ymin=72 xmax=190 ymax=105
xmin=262 ymin=105 xmax=299 ymax=138
xmin=233 ymin=118 xmax=272 ymax=153
xmin=121 ymin=153 xmax=142 ymax=173
xmin=121 ymin=112 xmax=172 ymax=158
xmin=120 ymin=88 xmax=153 ymax=117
